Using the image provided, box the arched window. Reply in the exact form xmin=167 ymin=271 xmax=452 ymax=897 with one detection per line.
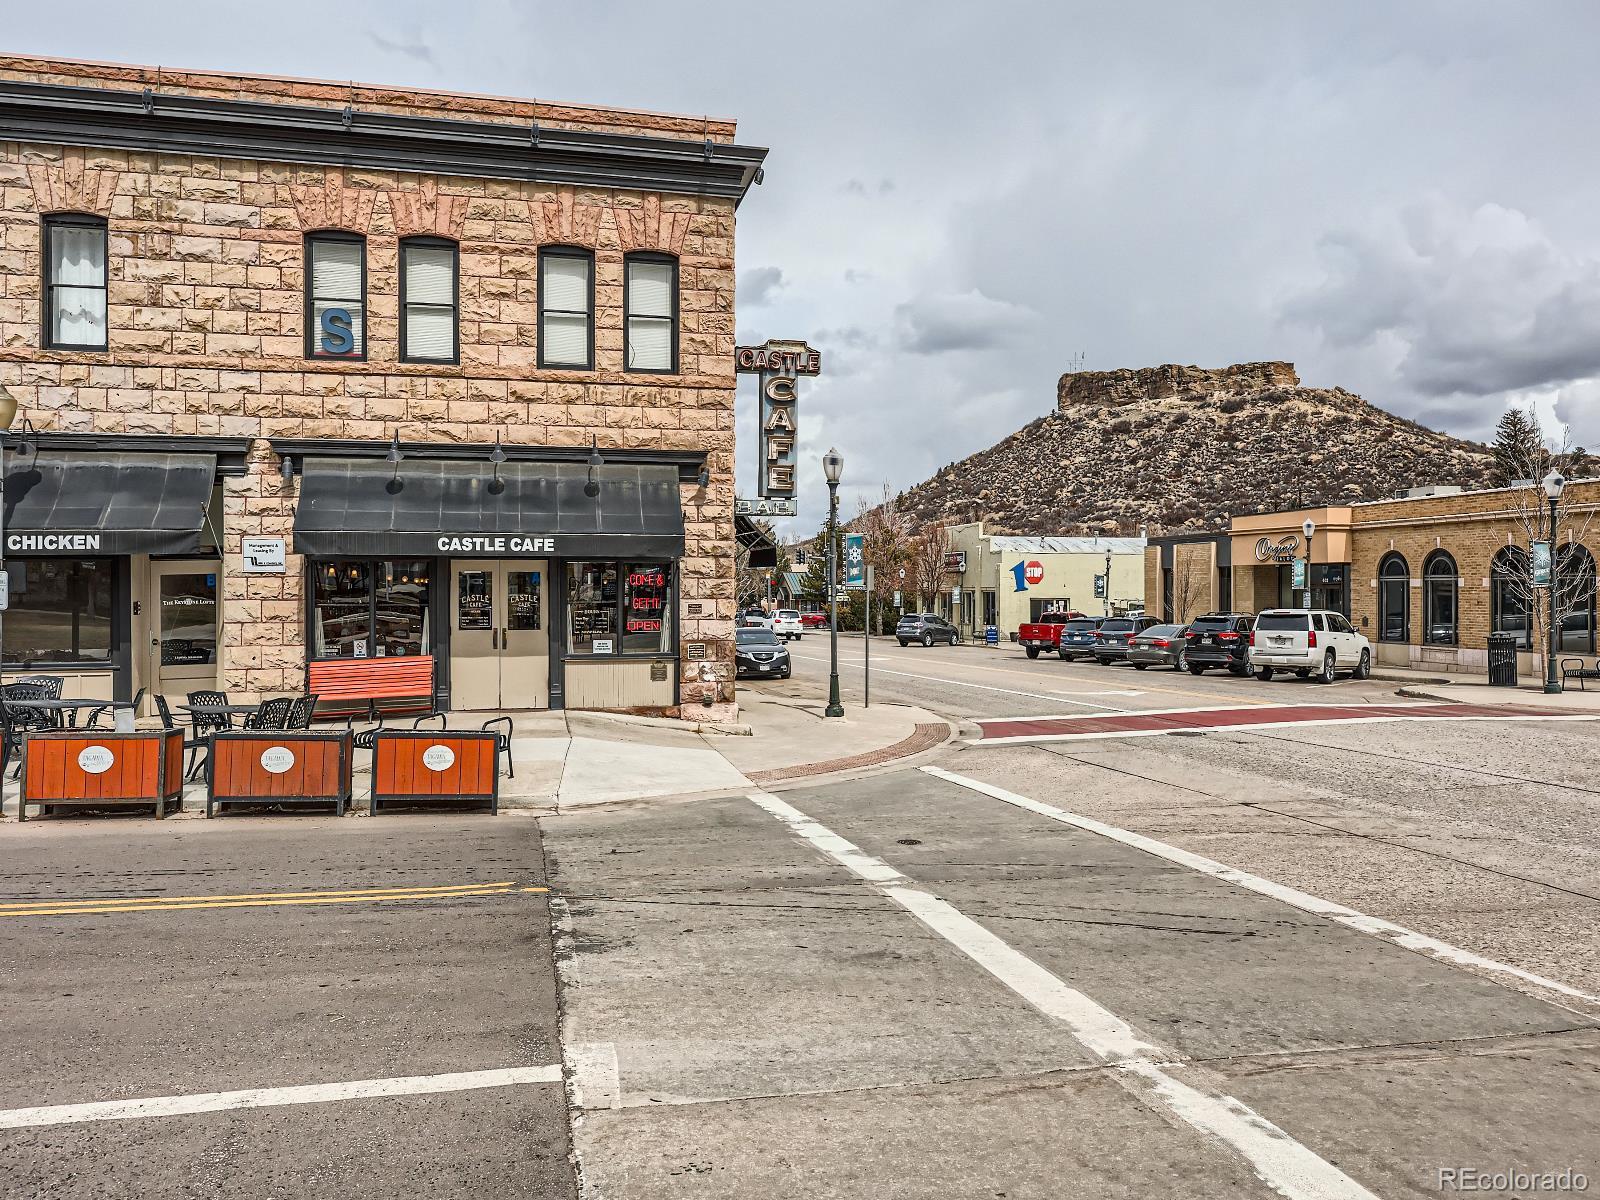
xmin=1378 ymin=552 xmax=1409 ymax=643
xmin=1556 ymin=544 xmax=1597 ymax=654
xmin=1490 ymin=546 xmax=1531 ymax=649
xmin=304 ymin=231 xmax=367 ymax=359
xmin=1423 ymin=550 xmax=1458 ymax=646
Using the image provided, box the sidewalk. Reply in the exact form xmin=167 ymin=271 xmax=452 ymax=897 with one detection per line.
xmin=1 ymin=695 xmax=953 ymax=820
xmin=1373 ymin=663 xmax=1600 ymax=711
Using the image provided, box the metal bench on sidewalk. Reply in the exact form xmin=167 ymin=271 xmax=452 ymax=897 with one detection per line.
xmin=1560 ymin=657 xmax=1600 ymax=691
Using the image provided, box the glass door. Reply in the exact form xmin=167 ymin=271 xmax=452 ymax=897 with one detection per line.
xmin=501 ymin=562 xmax=549 ymax=708
xmin=451 ymin=563 xmax=499 ymax=710
xmin=450 ymin=560 xmax=551 ymax=710
xmin=148 ymin=560 xmax=220 ymax=705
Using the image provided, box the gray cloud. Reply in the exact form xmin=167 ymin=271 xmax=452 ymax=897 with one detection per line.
xmin=367 ymin=28 xmax=437 ymax=67
xmin=894 ymin=290 xmax=1038 ymax=354
xmin=738 ymin=266 xmax=786 ymax=307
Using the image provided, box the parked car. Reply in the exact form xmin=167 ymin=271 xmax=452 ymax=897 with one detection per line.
xmin=1248 ymin=609 xmax=1371 ymax=683
xmin=1127 ymin=624 xmax=1189 ymax=670
xmin=896 ymin=613 xmax=960 ymax=647
xmin=1182 ymin=612 xmax=1254 ymax=675
xmin=734 ymin=627 xmax=791 ymax=679
xmin=1057 ymin=616 xmax=1104 ymax=661
xmin=772 ymin=609 xmax=804 ymax=640
xmin=800 ymin=611 xmax=828 ymax=629
xmin=1017 ymin=610 xmax=1090 ymax=659
xmin=1091 ymin=615 xmax=1160 ymax=665
xmin=737 ymin=611 xmax=772 ymax=630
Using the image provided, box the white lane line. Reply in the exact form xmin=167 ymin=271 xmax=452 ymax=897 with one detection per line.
xmin=748 ymin=790 xmax=1382 ymax=1200
xmin=0 ymin=1066 xmax=563 ymax=1130
xmin=922 ymin=765 xmax=1600 ymax=1009
xmin=785 ymin=651 xmax=1143 ymax=710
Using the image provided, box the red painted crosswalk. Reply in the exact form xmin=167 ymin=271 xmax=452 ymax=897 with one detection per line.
xmin=974 ymin=702 xmax=1597 ymax=744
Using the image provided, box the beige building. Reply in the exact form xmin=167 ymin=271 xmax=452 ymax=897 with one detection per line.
xmin=0 ymin=55 xmax=766 ymax=719
xmin=936 ymin=522 xmax=1145 ymax=639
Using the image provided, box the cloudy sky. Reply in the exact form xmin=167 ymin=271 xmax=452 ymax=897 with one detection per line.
xmin=12 ymin=2 xmax=1600 ymax=531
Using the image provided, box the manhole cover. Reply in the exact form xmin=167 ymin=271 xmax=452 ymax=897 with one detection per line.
xmin=896 ymin=838 xmax=922 ymax=846
xmin=1170 ymin=731 xmax=1208 ymax=737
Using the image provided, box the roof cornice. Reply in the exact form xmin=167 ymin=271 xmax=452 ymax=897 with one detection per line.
xmin=0 ymin=79 xmax=768 ymax=204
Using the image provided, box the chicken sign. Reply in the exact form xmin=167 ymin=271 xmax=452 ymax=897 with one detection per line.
xmin=736 ymin=339 xmax=821 ymax=503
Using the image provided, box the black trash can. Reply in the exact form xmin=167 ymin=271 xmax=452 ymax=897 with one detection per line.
xmin=1487 ymin=632 xmax=1519 ymax=687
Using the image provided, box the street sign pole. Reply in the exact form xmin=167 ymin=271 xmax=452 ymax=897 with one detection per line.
xmin=864 ymin=565 xmax=873 ymax=708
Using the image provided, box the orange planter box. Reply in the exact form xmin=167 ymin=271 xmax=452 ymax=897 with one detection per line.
xmin=207 ymin=731 xmax=353 ymax=817
xmin=20 ymin=729 xmax=185 ymax=820
xmin=370 ymin=730 xmax=499 ymax=815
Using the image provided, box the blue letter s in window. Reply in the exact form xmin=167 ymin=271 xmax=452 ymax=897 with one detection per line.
xmin=320 ymin=307 xmax=353 ymax=355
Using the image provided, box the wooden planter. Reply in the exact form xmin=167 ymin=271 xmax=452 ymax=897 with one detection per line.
xmin=370 ymin=730 xmax=499 ymax=815
xmin=207 ymin=731 xmax=353 ymax=817
xmin=20 ymin=729 xmax=185 ymax=821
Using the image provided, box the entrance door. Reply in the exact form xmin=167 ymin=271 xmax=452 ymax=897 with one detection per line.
xmin=148 ymin=560 xmax=221 ymax=703
xmin=450 ymin=560 xmax=549 ymax=709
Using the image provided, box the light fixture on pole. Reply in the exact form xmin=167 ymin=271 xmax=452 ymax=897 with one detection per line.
xmin=1302 ymin=517 xmax=1316 ymax=609
xmin=822 ymin=446 xmax=844 ymax=718
xmin=488 ymin=431 xmax=507 ymax=495
xmin=384 ymin=431 xmax=405 ymax=493
xmin=584 ymin=436 xmax=603 ymax=499
xmin=1543 ymin=470 xmax=1566 ymax=694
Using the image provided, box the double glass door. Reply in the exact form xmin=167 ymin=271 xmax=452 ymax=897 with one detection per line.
xmin=450 ymin=559 xmax=549 ymax=709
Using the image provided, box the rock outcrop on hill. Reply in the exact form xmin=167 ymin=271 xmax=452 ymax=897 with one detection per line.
xmin=895 ymin=362 xmax=1495 ymax=536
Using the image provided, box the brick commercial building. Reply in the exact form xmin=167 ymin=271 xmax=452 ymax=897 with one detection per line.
xmin=1146 ymin=481 xmax=1600 ymax=677
xmin=0 ymin=55 xmax=766 ymax=719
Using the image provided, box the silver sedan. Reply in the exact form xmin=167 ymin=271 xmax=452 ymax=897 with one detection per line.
xmin=1126 ymin=624 xmax=1189 ymax=670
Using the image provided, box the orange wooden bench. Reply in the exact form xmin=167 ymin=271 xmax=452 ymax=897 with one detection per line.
xmin=307 ymin=657 xmax=436 ymax=721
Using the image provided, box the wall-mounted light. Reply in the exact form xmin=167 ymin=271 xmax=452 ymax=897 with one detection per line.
xmin=584 ymin=435 xmax=603 ymax=499
xmin=488 ymin=432 xmax=507 ymax=496
xmin=11 ymin=417 xmax=36 ymax=458
xmin=385 ymin=431 xmax=404 ymax=492
xmin=697 ymin=466 xmax=710 ymax=489
xmin=280 ymin=455 xmax=295 ymax=481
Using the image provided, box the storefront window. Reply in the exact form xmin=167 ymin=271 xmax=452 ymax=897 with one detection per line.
xmin=312 ymin=560 xmax=432 ymax=659
xmin=1490 ymin=547 xmax=1531 ymax=649
xmin=159 ymin=572 xmax=218 ymax=665
xmin=1378 ymin=553 xmax=1410 ymax=643
xmin=1423 ymin=551 xmax=1458 ymax=646
xmin=1556 ymin=544 xmax=1597 ymax=654
xmin=507 ymin=571 xmax=542 ymax=631
xmin=568 ymin=562 xmax=618 ymax=654
xmin=623 ymin=563 xmax=671 ymax=653
xmin=2 ymin=559 xmax=114 ymax=666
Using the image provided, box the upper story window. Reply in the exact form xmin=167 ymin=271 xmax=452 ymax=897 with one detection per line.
xmin=43 ymin=214 xmax=108 ymax=351
xmin=625 ymin=253 xmax=678 ymax=373
xmin=538 ymin=246 xmax=593 ymax=369
xmin=400 ymin=238 xmax=459 ymax=364
xmin=305 ymin=233 xmax=366 ymax=360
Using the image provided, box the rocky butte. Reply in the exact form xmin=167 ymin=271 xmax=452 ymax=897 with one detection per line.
xmin=891 ymin=361 xmax=1494 ymax=537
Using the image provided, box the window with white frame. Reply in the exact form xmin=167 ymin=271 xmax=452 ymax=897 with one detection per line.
xmin=539 ymin=247 xmax=593 ymax=368
xmin=400 ymin=238 xmax=458 ymax=363
xmin=44 ymin=214 xmax=108 ymax=350
xmin=625 ymin=253 xmax=677 ymax=372
xmin=305 ymin=233 xmax=366 ymax=359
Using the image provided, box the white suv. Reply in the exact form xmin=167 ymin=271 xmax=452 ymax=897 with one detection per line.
xmin=771 ymin=609 xmax=803 ymax=641
xmin=1248 ymin=609 xmax=1371 ymax=683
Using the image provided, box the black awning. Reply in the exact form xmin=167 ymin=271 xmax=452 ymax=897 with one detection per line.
xmin=293 ymin=457 xmax=685 ymax=559
xmin=3 ymin=451 xmax=217 ymax=556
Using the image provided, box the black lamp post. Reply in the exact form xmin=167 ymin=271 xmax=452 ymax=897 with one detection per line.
xmin=823 ymin=447 xmax=844 ymax=718
xmin=1302 ymin=517 xmax=1316 ymax=609
xmin=1544 ymin=470 xmax=1566 ymax=694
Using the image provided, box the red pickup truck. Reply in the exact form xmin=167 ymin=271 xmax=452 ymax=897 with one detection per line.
xmin=1017 ymin=610 xmax=1087 ymax=659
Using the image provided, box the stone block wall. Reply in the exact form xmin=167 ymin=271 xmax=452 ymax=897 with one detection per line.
xmin=0 ymin=85 xmax=743 ymax=716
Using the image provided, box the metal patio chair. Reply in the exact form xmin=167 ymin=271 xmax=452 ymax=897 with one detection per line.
xmin=243 ymin=698 xmax=294 ymax=730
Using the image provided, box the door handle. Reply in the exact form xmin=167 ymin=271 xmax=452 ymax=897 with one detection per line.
xmin=492 ymin=629 xmax=499 ymax=650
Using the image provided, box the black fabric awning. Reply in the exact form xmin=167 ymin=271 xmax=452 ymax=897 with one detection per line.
xmin=292 ymin=457 xmax=685 ymax=559
xmin=3 ymin=451 xmax=217 ymax=556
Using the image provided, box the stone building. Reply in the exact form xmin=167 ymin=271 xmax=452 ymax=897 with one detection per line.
xmin=0 ymin=55 xmax=766 ymax=719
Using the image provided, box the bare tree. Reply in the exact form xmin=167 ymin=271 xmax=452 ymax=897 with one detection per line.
xmin=1170 ymin=554 xmax=1206 ymax=624
xmin=1490 ymin=408 xmax=1598 ymax=671
xmin=909 ymin=521 xmax=954 ymax=610
xmin=855 ymin=484 xmax=914 ymax=634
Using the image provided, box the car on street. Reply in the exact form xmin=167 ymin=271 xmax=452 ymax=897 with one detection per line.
xmin=1248 ymin=608 xmax=1371 ymax=683
xmin=1182 ymin=612 xmax=1254 ymax=675
xmin=1017 ymin=609 xmax=1088 ymax=659
xmin=1091 ymin=615 xmax=1160 ymax=665
xmin=1126 ymin=624 xmax=1189 ymax=670
xmin=1056 ymin=616 xmax=1104 ymax=661
xmin=800 ymin=611 xmax=828 ymax=629
xmin=896 ymin=612 xmax=960 ymax=647
xmin=734 ymin=627 xmax=791 ymax=679
xmin=772 ymin=609 xmax=804 ymax=640
xmin=737 ymin=610 xmax=772 ymax=630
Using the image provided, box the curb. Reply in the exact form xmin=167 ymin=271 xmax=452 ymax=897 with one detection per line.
xmin=574 ymin=710 xmax=753 ymax=737
xmin=1370 ymin=672 xmax=1452 ymax=685
xmin=746 ymin=720 xmax=958 ymax=787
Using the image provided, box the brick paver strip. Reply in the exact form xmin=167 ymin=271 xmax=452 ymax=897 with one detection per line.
xmin=747 ymin=722 xmax=951 ymax=784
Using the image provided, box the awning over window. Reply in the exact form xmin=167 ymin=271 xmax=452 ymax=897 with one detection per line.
xmin=3 ymin=451 xmax=217 ymax=556
xmin=292 ymin=457 xmax=685 ymax=559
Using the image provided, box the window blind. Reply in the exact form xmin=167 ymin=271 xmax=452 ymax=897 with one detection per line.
xmin=48 ymin=223 xmax=107 ymax=347
xmin=311 ymin=240 xmax=362 ymax=300
xmin=403 ymin=244 xmax=456 ymax=360
xmin=626 ymin=317 xmax=673 ymax=371
xmin=542 ymin=255 xmax=590 ymax=313
xmin=543 ymin=313 xmax=589 ymax=365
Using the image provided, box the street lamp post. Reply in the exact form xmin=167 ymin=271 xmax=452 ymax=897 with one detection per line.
xmin=0 ymin=385 xmax=17 ymax=668
xmin=1544 ymin=470 xmax=1566 ymax=694
xmin=1302 ymin=518 xmax=1316 ymax=609
xmin=823 ymin=448 xmax=844 ymax=718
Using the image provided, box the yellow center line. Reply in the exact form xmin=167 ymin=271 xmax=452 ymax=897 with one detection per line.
xmin=0 ymin=881 xmax=540 ymax=914
xmin=2 ymin=886 xmax=550 ymax=918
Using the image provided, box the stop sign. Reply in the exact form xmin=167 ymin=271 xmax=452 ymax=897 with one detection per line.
xmin=1024 ymin=561 xmax=1044 ymax=585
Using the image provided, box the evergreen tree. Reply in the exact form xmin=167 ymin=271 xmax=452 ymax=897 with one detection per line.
xmin=1491 ymin=407 xmax=1546 ymax=486
xmin=801 ymin=513 xmax=842 ymax=602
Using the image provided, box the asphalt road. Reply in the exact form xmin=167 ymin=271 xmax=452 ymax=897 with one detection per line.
xmin=551 ymin=635 xmax=1600 ymax=1197
xmin=0 ymin=816 xmax=573 ymax=1200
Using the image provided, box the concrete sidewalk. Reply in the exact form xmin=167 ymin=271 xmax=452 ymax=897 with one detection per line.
xmin=1375 ymin=662 xmax=1600 ymax=710
xmin=1 ymin=693 xmax=953 ymax=819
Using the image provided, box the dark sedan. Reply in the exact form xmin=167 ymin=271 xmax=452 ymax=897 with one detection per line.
xmin=1091 ymin=615 xmax=1160 ymax=665
xmin=734 ymin=628 xmax=791 ymax=679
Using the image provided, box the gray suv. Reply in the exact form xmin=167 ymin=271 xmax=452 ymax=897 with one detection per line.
xmin=896 ymin=613 xmax=960 ymax=647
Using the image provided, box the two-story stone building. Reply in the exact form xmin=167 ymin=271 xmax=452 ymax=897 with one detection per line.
xmin=0 ymin=54 xmax=766 ymax=719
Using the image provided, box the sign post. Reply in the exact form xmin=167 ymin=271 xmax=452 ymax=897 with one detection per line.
xmin=863 ymin=565 xmax=873 ymax=708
